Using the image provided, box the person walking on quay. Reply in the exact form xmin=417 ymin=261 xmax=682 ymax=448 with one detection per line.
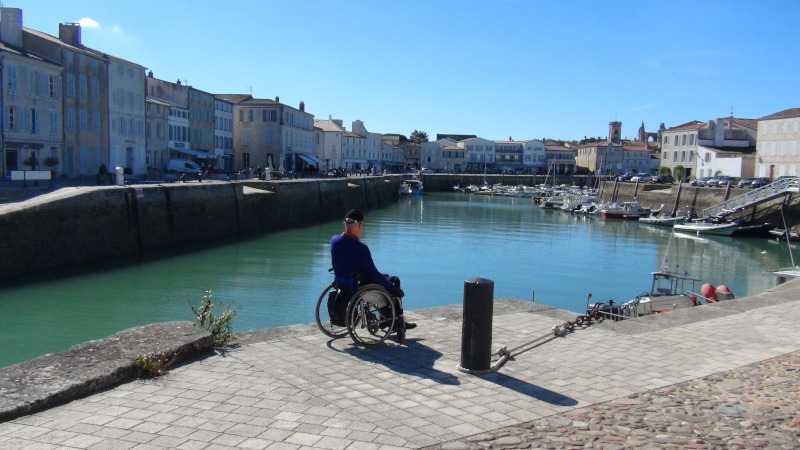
xmin=330 ymin=209 xmax=416 ymax=330
xmin=206 ymin=164 xmax=213 ymax=181
xmin=199 ymin=163 xmax=206 ymax=182
xmin=97 ymin=163 xmax=108 ymax=185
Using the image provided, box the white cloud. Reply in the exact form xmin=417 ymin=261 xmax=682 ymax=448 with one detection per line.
xmin=77 ymin=17 xmax=100 ymax=28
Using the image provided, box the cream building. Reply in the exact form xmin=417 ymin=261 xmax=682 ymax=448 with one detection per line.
xmin=0 ymin=33 xmax=63 ymax=176
xmin=314 ymin=117 xmax=343 ymax=169
xmin=440 ymin=146 xmax=466 ymax=172
xmin=214 ymin=97 xmax=233 ymax=170
xmin=144 ymin=97 xmax=169 ymax=171
xmin=108 ymin=57 xmax=146 ymax=175
xmin=458 ymin=137 xmax=495 ymax=172
xmin=522 ymin=140 xmax=546 ymax=174
xmin=756 ymin=108 xmax=800 ymax=178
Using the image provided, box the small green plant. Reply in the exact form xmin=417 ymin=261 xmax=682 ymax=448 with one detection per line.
xmin=22 ymin=154 xmax=39 ymax=169
xmin=190 ymin=291 xmax=238 ymax=346
xmin=44 ymin=157 xmax=59 ymax=168
xmin=658 ymin=166 xmax=671 ymax=176
xmin=133 ymin=345 xmax=175 ymax=378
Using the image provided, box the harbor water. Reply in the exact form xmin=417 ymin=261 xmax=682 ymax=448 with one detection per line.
xmin=0 ymin=192 xmax=793 ymax=368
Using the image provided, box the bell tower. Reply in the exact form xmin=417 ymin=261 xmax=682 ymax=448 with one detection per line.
xmin=609 ymin=121 xmax=622 ymax=144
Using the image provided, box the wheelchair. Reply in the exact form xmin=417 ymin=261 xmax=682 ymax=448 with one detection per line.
xmin=315 ymin=270 xmax=406 ymax=347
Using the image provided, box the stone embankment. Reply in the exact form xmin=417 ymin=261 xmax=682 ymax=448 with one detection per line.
xmin=426 ymin=352 xmax=800 ymax=450
xmin=0 ymin=176 xmax=403 ymax=278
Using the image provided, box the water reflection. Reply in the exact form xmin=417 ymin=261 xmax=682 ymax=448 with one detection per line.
xmin=0 ymin=192 xmax=792 ymax=368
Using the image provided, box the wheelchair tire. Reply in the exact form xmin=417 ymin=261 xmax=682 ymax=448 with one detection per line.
xmin=315 ymin=283 xmax=348 ymax=339
xmin=345 ymin=284 xmax=396 ymax=348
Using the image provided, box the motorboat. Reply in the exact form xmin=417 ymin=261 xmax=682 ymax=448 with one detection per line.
xmin=601 ymin=201 xmax=663 ymax=219
xmin=639 ymin=213 xmax=686 ymax=226
xmin=540 ymin=192 xmax=567 ymax=209
xmin=407 ymin=179 xmax=423 ymax=196
xmin=453 ymin=183 xmax=467 ymax=192
xmin=561 ymin=195 xmax=598 ymax=212
xmin=397 ymin=182 xmax=412 ymax=197
xmin=770 ymin=229 xmax=800 ymax=241
xmin=587 ymin=271 xmax=707 ymax=319
xmin=674 ymin=220 xmax=774 ymax=236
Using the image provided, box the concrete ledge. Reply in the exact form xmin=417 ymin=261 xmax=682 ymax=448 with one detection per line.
xmin=0 ymin=321 xmax=212 ymax=424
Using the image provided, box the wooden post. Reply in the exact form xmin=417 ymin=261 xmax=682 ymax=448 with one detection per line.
xmin=670 ymin=182 xmax=683 ymax=217
xmin=612 ymin=178 xmax=619 ymax=202
xmin=633 ymin=179 xmax=640 ymax=200
xmin=723 ymin=183 xmax=732 ymax=201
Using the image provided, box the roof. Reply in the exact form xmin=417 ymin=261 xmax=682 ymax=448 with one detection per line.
xmin=545 ymin=145 xmax=573 ymax=151
xmin=760 ymin=108 xmax=800 ymax=120
xmin=667 ymin=120 xmax=705 ymax=131
xmin=215 ymin=94 xmax=253 ymax=104
xmin=623 ymin=141 xmax=649 ymax=151
xmin=0 ymin=40 xmax=58 ymax=65
xmin=441 ymin=146 xmax=462 ymax=150
xmin=145 ymin=97 xmax=174 ymax=107
xmin=23 ymin=27 xmax=106 ymax=59
xmin=494 ymin=141 xmax=523 ymax=145
xmin=343 ymin=131 xmax=361 ymax=138
xmin=314 ymin=119 xmax=343 ymax=133
xmin=727 ymin=117 xmax=759 ymax=130
xmin=240 ymin=98 xmax=278 ymax=106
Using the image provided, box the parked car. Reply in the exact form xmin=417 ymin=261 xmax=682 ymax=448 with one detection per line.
xmin=691 ymin=177 xmax=711 ymax=187
xmin=618 ymin=172 xmax=635 ymax=182
xmin=718 ymin=176 xmax=737 ymax=186
xmin=737 ymin=177 xmax=757 ymax=188
xmin=652 ymin=174 xmax=674 ymax=184
xmin=420 ymin=168 xmax=435 ymax=174
xmin=630 ymin=173 xmax=652 ymax=182
xmin=165 ymin=159 xmax=201 ymax=173
xmin=750 ymin=177 xmax=773 ymax=188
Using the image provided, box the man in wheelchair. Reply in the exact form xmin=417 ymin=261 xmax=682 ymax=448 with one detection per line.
xmin=330 ymin=209 xmax=416 ymax=330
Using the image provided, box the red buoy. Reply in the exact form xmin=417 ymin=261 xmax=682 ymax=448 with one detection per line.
xmin=716 ymin=285 xmax=731 ymax=293
xmin=701 ymin=283 xmax=716 ymax=299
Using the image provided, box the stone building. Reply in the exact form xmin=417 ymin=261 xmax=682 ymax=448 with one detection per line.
xmin=755 ymin=108 xmax=800 ymax=179
xmin=439 ymin=146 xmax=466 ymax=173
xmin=107 ymin=55 xmax=146 ymax=175
xmin=314 ymin=117 xmax=343 ymax=169
xmin=544 ymin=143 xmax=576 ymax=175
xmin=147 ymin=75 xmax=204 ymax=162
xmin=214 ymin=97 xmax=233 ymax=170
xmin=21 ymin=17 xmax=109 ymax=177
xmin=575 ymin=122 xmax=659 ymax=175
xmin=458 ymin=137 xmax=495 ymax=172
xmin=0 ymin=9 xmax=63 ymax=176
xmin=144 ymin=97 xmax=169 ymax=171
xmin=188 ymin=86 xmax=214 ymax=157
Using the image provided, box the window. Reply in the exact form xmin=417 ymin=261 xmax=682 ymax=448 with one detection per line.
xmin=128 ymin=92 xmax=134 ymax=109
xmin=80 ymin=148 xmax=87 ymax=170
xmin=763 ymin=124 xmax=769 ymax=135
xmin=28 ymin=70 xmax=36 ymax=95
xmin=705 ymin=153 xmax=711 ymax=162
xmin=673 ymin=152 xmax=677 ymax=162
xmin=67 ymin=108 xmax=75 ymax=130
xmin=91 ymin=78 xmax=99 ymax=101
xmin=79 ymin=109 xmax=86 ymax=131
xmin=7 ymin=106 xmax=15 ymax=131
xmin=248 ymin=110 xmax=253 ymax=121
xmin=239 ymin=110 xmax=244 ymax=121
xmin=266 ymin=130 xmax=273 ymax=145
xmin=120 ymin=117 xmax=126 ymax=135
xmin=795 ymin=122 xmax=799 ymax=133
xmin=663 ymin=135 xmax=669 ymax=145
xmin=243 ymin=152 xmax=250 ymax=167
xmin=762 ymin=143 xmax=768 ymax=155
xmin=92 ymin=58 xmax=97 ymax=68
xmin=793 ymin=142 xmax=798 ymax=156
xmin=93 ymin=149 xmax=100 ymax=171
xmin=689 ymin=135 xmax=695 ymax=145
xmin=92 ymin=110 xmax=99 ymax=133
xmin=243 ymin=129 xmax=250 ymax=145
xmin=66 ymin=73 xmax=75 ymax=97
xmin=783 ymin=123 xmax=789 ymax=133
xmin=7 ymin=66 xmax=17 ymax=91
xmin=674 ymin=136 xmax=678 ymax=145
xmin=682 ymin=135 xmax=686 ymax=145
xmin=689 ymin=151 xmax=694 ymax=161
xmin=772 ymin=142 xmax=777 ymax=156
xmin=773 ymin=124 xmax=779 ymax=134
xmin=64 ymin=50 xmax=72 ymax=62
xmin=79 ymin=76 xmax=87 ymax=99
xmin=781 ymin=142 xmax=787 ymax=156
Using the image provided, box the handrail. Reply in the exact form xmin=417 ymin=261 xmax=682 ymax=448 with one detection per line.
xmin=701 ymin=178 xmax=794 ymax=218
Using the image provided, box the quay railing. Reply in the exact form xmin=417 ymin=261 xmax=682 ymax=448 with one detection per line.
xmin=701 ymin=178 xmax=797 ymax=218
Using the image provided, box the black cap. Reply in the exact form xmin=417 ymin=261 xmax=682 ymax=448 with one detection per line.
xmin=344 ymin=209 xmax=364 ymax=223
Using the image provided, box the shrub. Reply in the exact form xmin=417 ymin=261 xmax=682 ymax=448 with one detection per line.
xmin=44 ymin=157 xmax=60 ymax=167
xmin=133 ymin=345 xmax=175 ymax=378
xmin=190 ymin=291 xmax=237 ymax=346
xmin=658 ymin=167 xmax=671 ymax=176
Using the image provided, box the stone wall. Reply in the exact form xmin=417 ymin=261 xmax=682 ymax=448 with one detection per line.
xmin=0 ymin=176 xmax=404 ymax=278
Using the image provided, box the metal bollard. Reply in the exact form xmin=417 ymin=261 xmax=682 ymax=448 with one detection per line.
xmin=460 ymin=277 xmax=494 ymax=371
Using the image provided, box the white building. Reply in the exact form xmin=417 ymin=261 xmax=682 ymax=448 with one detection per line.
xmin=458 ymin=137 xmax=496 ymax=172
xmin=166 ymin=102 xmax=191 ymax=160
xmin=756 ymin=108 xmax=800 ymax=178
xmin=523 ymin=140 xmax=547 ymax=173
xmin=107 ymin=57 xmax=146 ymax=175
xmin=214 ymin=98 xmax=233 ymax=170
xmin=314 ymin=117 xmax=343 ymax=169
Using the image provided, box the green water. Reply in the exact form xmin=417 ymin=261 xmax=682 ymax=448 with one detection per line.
xmin=0 ymin=192 xmax=794 ymax=368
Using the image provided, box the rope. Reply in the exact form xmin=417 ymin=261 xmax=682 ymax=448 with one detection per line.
xmin=456 ymin=310 xmax=604 ymax=376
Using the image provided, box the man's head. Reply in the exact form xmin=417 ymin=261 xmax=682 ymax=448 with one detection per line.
xmin=344 ymin=209 xmax=364 ymax=237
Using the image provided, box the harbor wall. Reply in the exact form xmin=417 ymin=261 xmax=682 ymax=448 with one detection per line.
xmin=0 ymin=176 xmax=404 ymax=278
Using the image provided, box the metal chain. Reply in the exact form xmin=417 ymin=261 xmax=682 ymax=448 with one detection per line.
xmin=458 ymin=310 xmax=605 ymax=376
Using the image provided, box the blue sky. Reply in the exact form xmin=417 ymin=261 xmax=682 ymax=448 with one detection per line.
xmin=15 ymin=0 xmax=800 ymax=141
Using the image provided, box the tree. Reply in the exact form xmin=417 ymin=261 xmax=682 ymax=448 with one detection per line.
xmin=22 ymin=154 xmax=39 ymax=170
xmin=674 ymin=165 xmax=685 ymax=182
xmin=409 ymin=130 xmax=429 ymax=144
xmin=658 ymin=166 xmax=671 ymax=176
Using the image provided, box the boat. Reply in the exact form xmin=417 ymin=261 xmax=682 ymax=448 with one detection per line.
xmin=769 ymin=229 xmax=800 ymax=241
xmin=453 ymin=183 xmax=467 ymax=193
xmin=407 ymin=179 xmax=423 ymax=196
xmin=674 ymin=220 xmax=774 ymax=236
xmin=639 ymin=213 xmax=686 ymax=226
xmin=397 ymin=182 xmax=412 ymax=197
xmin=587 ymin=271 xmax=706 ymax=319
xmin=540 ymin=192 xmax=567 ymax=209
xmin=561 ymin=195 xmax=598 ymax=212
xmin=601 ymin=201 xmax=662 ymax=219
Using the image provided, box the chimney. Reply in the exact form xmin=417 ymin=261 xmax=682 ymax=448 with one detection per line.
xmin=58 ymin=22 xmax=81 ymax=46
xmin=0 ymin=8 xmax=23 ymax=47
xmin=147 ymin=70 xmax=153 ymax=78
xmin=299 ymin=101 xmax=305 ymax=112
xmin=509 ymin=136 xmax=513 ymax=141
xmin=275 ymin=96 xmax=279 ymax=103
xmin=177 ymin=79 xmax=181 ymax=86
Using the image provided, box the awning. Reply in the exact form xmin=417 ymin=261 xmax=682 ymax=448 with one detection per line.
xmin=171 ymin=147 xmax=210 ymax=158
xmin=497 ymin=163 xmax=525 ymax=168
xmin=368 ymin=160 xmax=381 ymax=166
xmin=306 ymin=155 xmax=325 ymax=165
xmin=296 ymin=154 xmax=315 ymax=164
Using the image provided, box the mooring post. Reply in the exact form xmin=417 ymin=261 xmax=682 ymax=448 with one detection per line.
xmin=461 ymin=277 xmax=494 ymax=372
xmin=671 ymin=182 xmax=683 ymax=217
xmin=723 ymin=183 xmax=732 ymax=201
xmin=532 ymin=290 xmax=535 ymax=302
xmin=633 ymin=179 xmax=640 ymax=200
xmin=612 ymin=177 xmax=619 ymax=202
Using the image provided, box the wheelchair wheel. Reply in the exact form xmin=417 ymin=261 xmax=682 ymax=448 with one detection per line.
xmin=315 ymin=283 xmax=348 ymax=339
xmin=346 ymin=285 xmax=396 ymax=348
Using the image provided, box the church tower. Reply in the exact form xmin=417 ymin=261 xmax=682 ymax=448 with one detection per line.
xmin=638 ymin=122 xmax=646 ymax=142
xmin=609 ymin=121 xmax=622 ymax=144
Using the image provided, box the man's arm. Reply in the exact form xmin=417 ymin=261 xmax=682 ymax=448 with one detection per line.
xmin=358 ymin=245 xmax=395 ymax=291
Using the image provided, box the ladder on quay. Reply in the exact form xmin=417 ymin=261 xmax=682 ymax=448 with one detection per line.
xmin=701 ymin=177 xmax=799 ymax=219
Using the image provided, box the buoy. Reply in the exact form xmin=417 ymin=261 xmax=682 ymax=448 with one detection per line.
xmin=701 ymin=283 xmax=716 ymax=299
xmin=716 ymin=285 xmax=731 ymax=293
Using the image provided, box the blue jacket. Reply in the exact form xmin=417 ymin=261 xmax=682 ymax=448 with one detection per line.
xmin=330 ymin=234 xmax=394 ymax=291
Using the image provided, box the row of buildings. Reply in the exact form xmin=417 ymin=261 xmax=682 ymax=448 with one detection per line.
xmin=1 ymin=8 xmax=798 ymax=180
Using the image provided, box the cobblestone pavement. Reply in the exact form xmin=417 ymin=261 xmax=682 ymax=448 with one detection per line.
xmin=1 ymin=298 xmax=799 ymax=450
xmin=424 ymin=352 xmax=800 ymax=450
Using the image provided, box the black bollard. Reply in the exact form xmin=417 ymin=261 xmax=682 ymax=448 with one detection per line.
xmin=460 ymin=277 xmax=494 ymax=371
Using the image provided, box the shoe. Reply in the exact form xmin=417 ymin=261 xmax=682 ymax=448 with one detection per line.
xmin=403 ymin=321 xmax=417 ymax=330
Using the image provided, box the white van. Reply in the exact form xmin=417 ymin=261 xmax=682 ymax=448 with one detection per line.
xmin=166 ymin=159 xmax=201 ymax=173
